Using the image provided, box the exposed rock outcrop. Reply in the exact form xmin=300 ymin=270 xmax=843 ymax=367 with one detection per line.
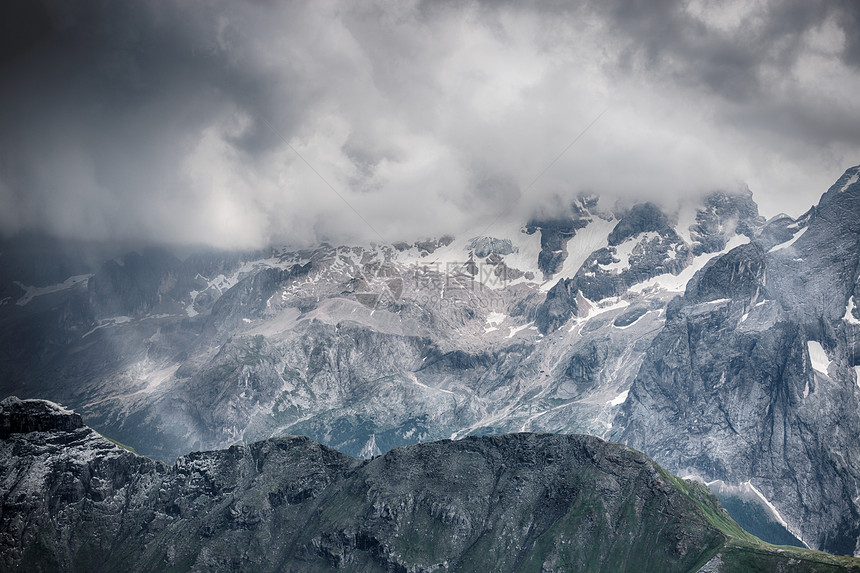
xmin=3 ymin=398 xmax=858 ymax=572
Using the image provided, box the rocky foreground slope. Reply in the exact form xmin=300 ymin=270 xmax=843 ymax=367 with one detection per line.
xmin=1 ymin=397 xmax=859 ymax=573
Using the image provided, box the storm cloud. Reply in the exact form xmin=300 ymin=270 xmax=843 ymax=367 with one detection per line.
xmin=1 ymin=0 xmax=859 ymax=248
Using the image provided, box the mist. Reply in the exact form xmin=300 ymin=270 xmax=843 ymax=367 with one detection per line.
xmin=1 ymin=0 xmax=859 ymax=249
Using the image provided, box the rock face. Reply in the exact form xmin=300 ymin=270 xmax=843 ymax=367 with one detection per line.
xmin=1 ymin=169 xmax=858 ymax=555
xmin=3 ymin=398 xmax=860 ymax=573
xmin=688 ymin=190 xmax=763 ymax=255
xmin=534 ymin=195 xmax=764 ymax=334
xmin=0 ymin=190 xmax=730 ymax=464
xmin=535 ymin=276 xmax=580 ymax=335
xmin=468 ymin=236 xmax=517 ymax=258
xmin=525 ymin=194 xmax=600 ymax=278
xmin=617 ymin=165 xmax=860 ymax=555
xmin=0 ymin=396 xmax=83 ymax=437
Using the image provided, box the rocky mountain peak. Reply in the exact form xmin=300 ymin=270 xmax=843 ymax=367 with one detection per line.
xmin=815 ymin=164 xmax=860 ymax=235
xmin=608 ymin=202 xmax=671 ymax=246
xmin=617 ymin=166 xmax=860 ymax=554
xmin=825 ymin=165 xmax=860 ymax=196
xmin=0 ymin=396 xmax=83 ymax=438
xmin=689 ymin=189 xmax=764 ymax=255
xmin=4 ymin=170 xmax=860 ymax=557
xmin=683 ymin=242 xmax=766 ymax=305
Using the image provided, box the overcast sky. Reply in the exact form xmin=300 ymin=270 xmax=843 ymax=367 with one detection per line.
xmin=1 ymin=0 xmax=859 ymax=248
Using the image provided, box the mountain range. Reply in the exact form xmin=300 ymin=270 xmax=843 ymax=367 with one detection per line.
xmin=2 ymin=165 xmax=860 ymax=556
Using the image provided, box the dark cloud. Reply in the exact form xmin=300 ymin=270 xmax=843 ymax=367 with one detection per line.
xmin=0 ymin=0 xmax=858 ymax=248
xmin=593 ymin=1 xmax=858 ymax=98
xmin=839 ymin=0 xmax=860 ymax=67
xmin=593 ymin=0 xmax=860 ymax=163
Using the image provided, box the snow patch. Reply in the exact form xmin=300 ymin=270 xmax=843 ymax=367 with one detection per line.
xmin=15 ymin=274 xmax=92 ymax=305
xmin=608 ymin=390 xmax=629 ymax=406
xmin=82 ymin=316 xmax=132 ymax=338
xmin=486 ymin=311 xmax=506 ymax=324
xmin=485 ymin=311 xmax=506 ymax=330
xmin=630 ymin=235 xmax=750 ymax=294
xmin=186 ymin=290 xmax=199 ymax=317
xmin=600 ymin=232 xmax=660 ymax=273
xmin=539 ymin=217 xmax=617 ymax=291
xmin=844 ymin=296 xmax=860 ymax=325
xmin=768 ymin=227 xmax=807 ymax=253
xmin=358 ymin=434 xmax=382 ymax=459
xmin=746 ymin=482 xmax=795 ymax=536
xmin=508 ymin=322 xmax=534 ymax=338
xmin=569 ymin=297 xmax=630 ymax=332
xmin=408 ymin=372 xmax=454 ymax=395
xmin=840 ymin=171 xmax=859 ymax=193
xmin=395 ymin=220 xmax=543 ymax=290
xmin=591 ymin=296 xmax=630 ymax=316
xmin=613 ymin=310 xmax=649 ymax=329
xmin=518 ymin=400 xmax=578 ymax=432
xmin=807 ymin=341 xmax=831 ymax=375
xmin=692 ymin=478 xmax=808 ymax=548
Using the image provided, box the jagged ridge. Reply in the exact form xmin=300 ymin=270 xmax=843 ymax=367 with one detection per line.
xmin=1 ymin=398 xmax=859 ymax=572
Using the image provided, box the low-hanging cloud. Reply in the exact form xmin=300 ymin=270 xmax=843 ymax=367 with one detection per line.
xmin=1 ymin=0 xmax=859 ymax=249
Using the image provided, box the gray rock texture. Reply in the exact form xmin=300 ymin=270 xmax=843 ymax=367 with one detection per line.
xmin=4 ymin=398 xmax=859 ymax=572
xmin=1 ymin=170 xmax=858 ymax=555
xmin=617 ymin=166 xmax=860 ymax=555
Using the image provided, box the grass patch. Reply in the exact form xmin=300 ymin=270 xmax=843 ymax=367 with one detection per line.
xmin=99 ymin=433 xmax=138 ymax=454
